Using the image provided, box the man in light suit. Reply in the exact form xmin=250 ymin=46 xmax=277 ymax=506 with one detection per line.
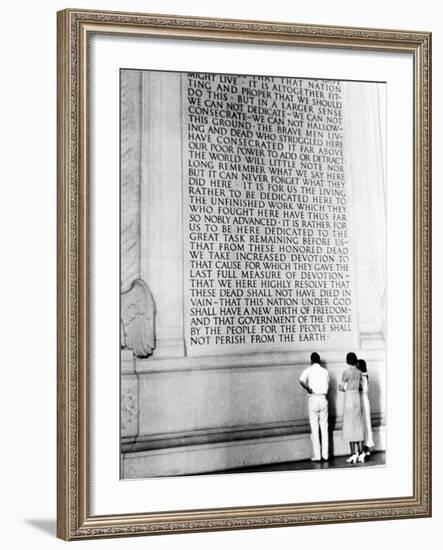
xmin=299 ymin=352 xmax=330 ymax=462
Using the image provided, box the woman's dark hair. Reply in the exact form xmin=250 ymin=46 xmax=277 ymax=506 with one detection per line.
xmin=357 ymin=359 xmax=367 ymax=373
xmin=346 ymin=352 xmax=358 ymax=365
xmin=310 ymin=352 xmax=320 ymax=364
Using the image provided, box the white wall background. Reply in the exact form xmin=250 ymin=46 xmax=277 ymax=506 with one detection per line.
xmin=0 ymin=0 xmax=439 ymax=548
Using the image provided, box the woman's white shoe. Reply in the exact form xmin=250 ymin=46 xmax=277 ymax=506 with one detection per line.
xmin=346 ymin=453 xmax=358 ymax=464
xmin=357 ymin=452 xmax=366 ymax=463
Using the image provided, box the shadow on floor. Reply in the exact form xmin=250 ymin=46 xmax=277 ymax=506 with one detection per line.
xmin=24 ymin=519 xmax=56 ymax=537
xmin=197 ymin=451 xmax=386 ymax=475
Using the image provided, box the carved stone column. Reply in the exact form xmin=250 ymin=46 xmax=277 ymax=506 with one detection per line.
xmin=140 ymin=71 xmax=185 ymax=358
xmin=342 ymin=82 xmax=386 ymax=348
xmin=121 ymin=70 xmax=142 ymax=291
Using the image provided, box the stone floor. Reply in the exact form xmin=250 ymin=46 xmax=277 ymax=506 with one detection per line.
xmin=201 ymin=451 xmax=386 ymax=475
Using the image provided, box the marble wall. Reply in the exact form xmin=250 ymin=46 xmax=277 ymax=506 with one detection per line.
xmin=120 ymin=71 xmax=386 ymax=478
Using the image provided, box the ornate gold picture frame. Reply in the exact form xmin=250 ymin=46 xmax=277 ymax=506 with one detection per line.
xmin=57 ymin=8 xmax=431 ymax=540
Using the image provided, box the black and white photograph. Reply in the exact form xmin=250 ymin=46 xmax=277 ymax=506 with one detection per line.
xmin=120 ymin=69 xmax=387 ymax=479
xmin=0 ymin=0 xmax=437 ymax=546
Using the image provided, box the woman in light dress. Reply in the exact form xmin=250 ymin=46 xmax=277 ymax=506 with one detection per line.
xmin=357 ymin=359 xmax=374 ymax=457
xmin=339 ymin=352 xmax=365 ymax=464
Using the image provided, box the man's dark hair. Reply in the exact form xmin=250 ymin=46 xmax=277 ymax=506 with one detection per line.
xmin=346 ymin=352 xmax=358 ymax=365
xmin=311 ymin=352 xmax=320 ymax=364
